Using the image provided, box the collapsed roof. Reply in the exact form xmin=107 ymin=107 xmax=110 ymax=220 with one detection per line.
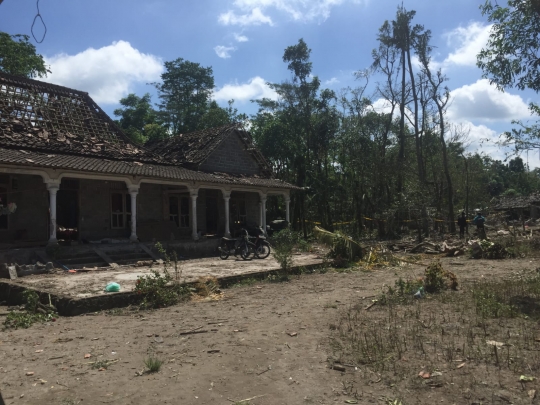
xmin=0 ymin=73 xmax=295 ymax=189
xmin=146 ymin=123 xmax=273 ymax=177
xmin=493 ymin=193 xmax=540 ymax=210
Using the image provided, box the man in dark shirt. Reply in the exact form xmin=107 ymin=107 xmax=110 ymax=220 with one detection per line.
xmin=457 ymin=212 xmax=467 ymax=239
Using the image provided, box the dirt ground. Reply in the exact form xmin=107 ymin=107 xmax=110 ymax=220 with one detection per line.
xmin=1 ymin=255 xmax=539 ymax=405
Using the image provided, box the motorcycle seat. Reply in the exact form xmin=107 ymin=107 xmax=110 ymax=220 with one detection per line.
xmin=222 ymin=237 xmax=237 ymax=241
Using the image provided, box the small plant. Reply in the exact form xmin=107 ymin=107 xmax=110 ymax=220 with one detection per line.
xmin=144 ymin=356 xmax=163 ymax=373
xmin=134 ymin=269 xmax=178 ymax=308
xmin=272 ymin=228 xmax=297 ymax=273
xmin=90 ymin=359 xmax=113 ymax=370
xmin=3 ymin=290 xmax=56 ymax=330
xmin=423 ymin=260 xmax=458 ymax=293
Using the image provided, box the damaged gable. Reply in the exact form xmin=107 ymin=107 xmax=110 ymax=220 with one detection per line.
xmin=198 ymin=130 xmax=262 ymax=175
xmin=146 ymin=123 xmax=273 ymax=177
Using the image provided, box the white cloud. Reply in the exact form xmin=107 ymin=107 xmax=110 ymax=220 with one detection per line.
xmin=214 ymin=45 xmax=237 ymax=59
xmin=324 ymin=77 xmax=339 ymax=85
xmin=218 ymin=0 xmax=364 ymax=26
xmin=44 ymin=41 xmax=162 ymax=104
xmin=234 ymin=33 xmax=249 ymax=42
xmin=219 ymin=7 xmax=274 ymax=26
xmin=214 ymin=76 xmax=278 ymax=102
xmin=443 ymin=22 xmax=492 ymax=67
xmin=448 ymin=79 xmax=530 ymax=122
xmin=453 ymin=120 xmax=506 ymax=159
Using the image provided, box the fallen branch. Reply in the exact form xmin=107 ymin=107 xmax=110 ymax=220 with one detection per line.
xmin=365 ymin=300 xmax=378 ymax=311
xmin=228 ymin=394 xmax=266 ymax=403
xmin=178 ymin=326 xmax=207 ymax=336
xmin=179 ymin=330 xmax=208 ymax=336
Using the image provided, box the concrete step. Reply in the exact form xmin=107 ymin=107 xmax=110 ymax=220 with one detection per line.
xmin=69 ymin=262 xmax=108 ymax=269
xmin=107 ymin=252 xmax=151 ymax=260
xmin=114 ymin=258 xmax=152 ymax=265
xmin=58 ymin=255 xmax=103 ymax=265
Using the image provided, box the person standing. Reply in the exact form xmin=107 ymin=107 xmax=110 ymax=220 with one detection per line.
xmin=457 ymin=212 xmax=468 ymax=239
xmin=473 ymin=212 xmax=486 ymax=239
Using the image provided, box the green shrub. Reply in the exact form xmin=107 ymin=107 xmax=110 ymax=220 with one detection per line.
xmin=134 ymin=269 xmax=187 ymax=309
xmin=3 ymin=290 xmax=56 ymax=330
xmin=272 ymin=228 xmax=297 ymax=272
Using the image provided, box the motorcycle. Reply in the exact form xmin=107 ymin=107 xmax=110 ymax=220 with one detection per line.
xmin=218 ymin=229 xmax=255 ymax=260
xmin=250 ymin=233 xmax=271 ymax=259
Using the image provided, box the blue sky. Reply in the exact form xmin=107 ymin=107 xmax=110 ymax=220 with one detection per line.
xmin=1 ymin=0 xmax=537 ymax=164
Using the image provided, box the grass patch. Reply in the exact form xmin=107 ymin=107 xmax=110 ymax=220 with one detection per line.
xmin=144 ymin=356 xmax=163 ymax=373
xmin=3 ymin=290 xmax=57 ymax=330
xmin=90 ymin=359 xmax=117 ymax=370
xmin=329 ymin=270 xmax=540 ymax=385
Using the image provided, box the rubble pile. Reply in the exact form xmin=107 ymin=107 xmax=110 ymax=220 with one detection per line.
xmin=0 ymin=262 xmax=54 ymax=279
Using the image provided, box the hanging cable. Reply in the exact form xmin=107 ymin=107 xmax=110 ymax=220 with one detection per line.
xmin=31 ymin=0 xmax=47 ymax=43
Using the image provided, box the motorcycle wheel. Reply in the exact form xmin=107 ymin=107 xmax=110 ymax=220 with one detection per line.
xmin=240 ymin=243 xmax=254 ymax=261
xmin=255 ymin=241 xmax=271 ymax=259
xmin=218 ymin=243 xmax=229 ymax=260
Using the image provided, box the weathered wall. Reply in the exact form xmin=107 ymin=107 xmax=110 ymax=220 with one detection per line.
xmin=199 ymin=133 xmax=261 ymax=175
xmin=0 ymin=174 xmax=48 ymax=244
xmin=79 ymin=179 xmax=129 ymax=241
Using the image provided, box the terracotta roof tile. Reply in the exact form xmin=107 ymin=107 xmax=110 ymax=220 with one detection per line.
xmin=0 ymin=73 xmax=295 ymax=190
xmin=0 ymin=147 xmax=299 ymax=189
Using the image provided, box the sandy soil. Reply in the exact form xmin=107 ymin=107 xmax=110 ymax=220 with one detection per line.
xmin=0 ymin=255 xmax=539 ymax=405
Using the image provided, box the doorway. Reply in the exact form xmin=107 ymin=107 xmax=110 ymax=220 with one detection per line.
xmin=206 ymin=197 xmax=219 ymax=235
xmin=57 ymin=178 xmax=79 ymax=241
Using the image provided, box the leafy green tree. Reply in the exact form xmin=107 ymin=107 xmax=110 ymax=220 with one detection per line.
xmin=113 ymin=93 xmax=167 ymax=144
xmin=0 ymin=32 xmax=50 ymax=78
xmin=252 ymin=39 xmax=339 ymax=234
xmin=153 ymin=58 xmax=214 ymax=134
xmin=477 ymin=1 xmax=540 ymax=150
xmin=199 ymin=100 xmax=248 ymax=129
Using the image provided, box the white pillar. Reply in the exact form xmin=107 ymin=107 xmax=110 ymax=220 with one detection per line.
xmin=258 ymin=201 xmax=263 ymax=228
xmin=223 ymin=191 xmax=231 ymax=238
xmin=285 ymin=196 xmax=290 ymax=223
xmin=128 ymin=186 xmax=139 ymax=242
xmin=46 ymin=182 xmax=60 ymax=245
xmin=260 ymin=194 xmax=267 ymax=236
xmin=190 ymin=189 xmax=199 ymax=240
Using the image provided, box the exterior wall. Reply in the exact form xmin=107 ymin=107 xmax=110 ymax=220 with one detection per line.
xmin=79 ymin=179 xmax=129 ymax=241
xmin=0 ymin=174 xmax=48 ymax=244
xmin=245 ymin=192 xmax=260 ymax=226
xmin=198 ymin=133 xmax=261 ymax=175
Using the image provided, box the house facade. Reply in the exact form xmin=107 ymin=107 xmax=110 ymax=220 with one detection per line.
xmin=0 ymin=73 xmax=295 ymax=247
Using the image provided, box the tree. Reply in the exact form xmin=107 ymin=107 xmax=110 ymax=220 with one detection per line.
xmin=477 ymin=1 xmax=540 ymax=150
xmin=0 ymin=32 xmax=50 ymax=78
xmin=113 ymin=93 xmax=167 ymax=144
xmin=153 ymin=58 xmax=214 ymax=134
xmin=199 ymin=100 xmax=248 ymax=129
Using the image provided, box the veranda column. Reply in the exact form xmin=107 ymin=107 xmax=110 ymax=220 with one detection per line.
xmin=223 ymin=191 xmax=231 ymax=238
xmin=258 ymin=201 xmax=263 ymax=228
xmin=190 ymin=189 xmax=199 ymax=240
xmin=260 ymin=193 xmax=267 ymax=235
xmin=46 ymin=181 xmax=60 ymax=245
xmin=128 ymin=186 xmax=139 ymax=242
xmin=285 ymin=195 xmax=291 ymax=223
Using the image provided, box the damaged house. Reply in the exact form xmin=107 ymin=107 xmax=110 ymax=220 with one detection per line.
xmin=493 ymin=192 xmax=540 ymax=221
xmin=0 ymin=72 xmax=295 ymax=251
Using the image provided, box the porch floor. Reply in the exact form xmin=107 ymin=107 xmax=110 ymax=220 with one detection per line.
xmin=5 ymin=253 xmax=323 ymax=299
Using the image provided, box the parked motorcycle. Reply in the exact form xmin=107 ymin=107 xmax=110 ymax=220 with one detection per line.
xmin=218 ymin=229 xmax=255 ymax=260
xmin=250 ymin=233 xmax=271 ymax=259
